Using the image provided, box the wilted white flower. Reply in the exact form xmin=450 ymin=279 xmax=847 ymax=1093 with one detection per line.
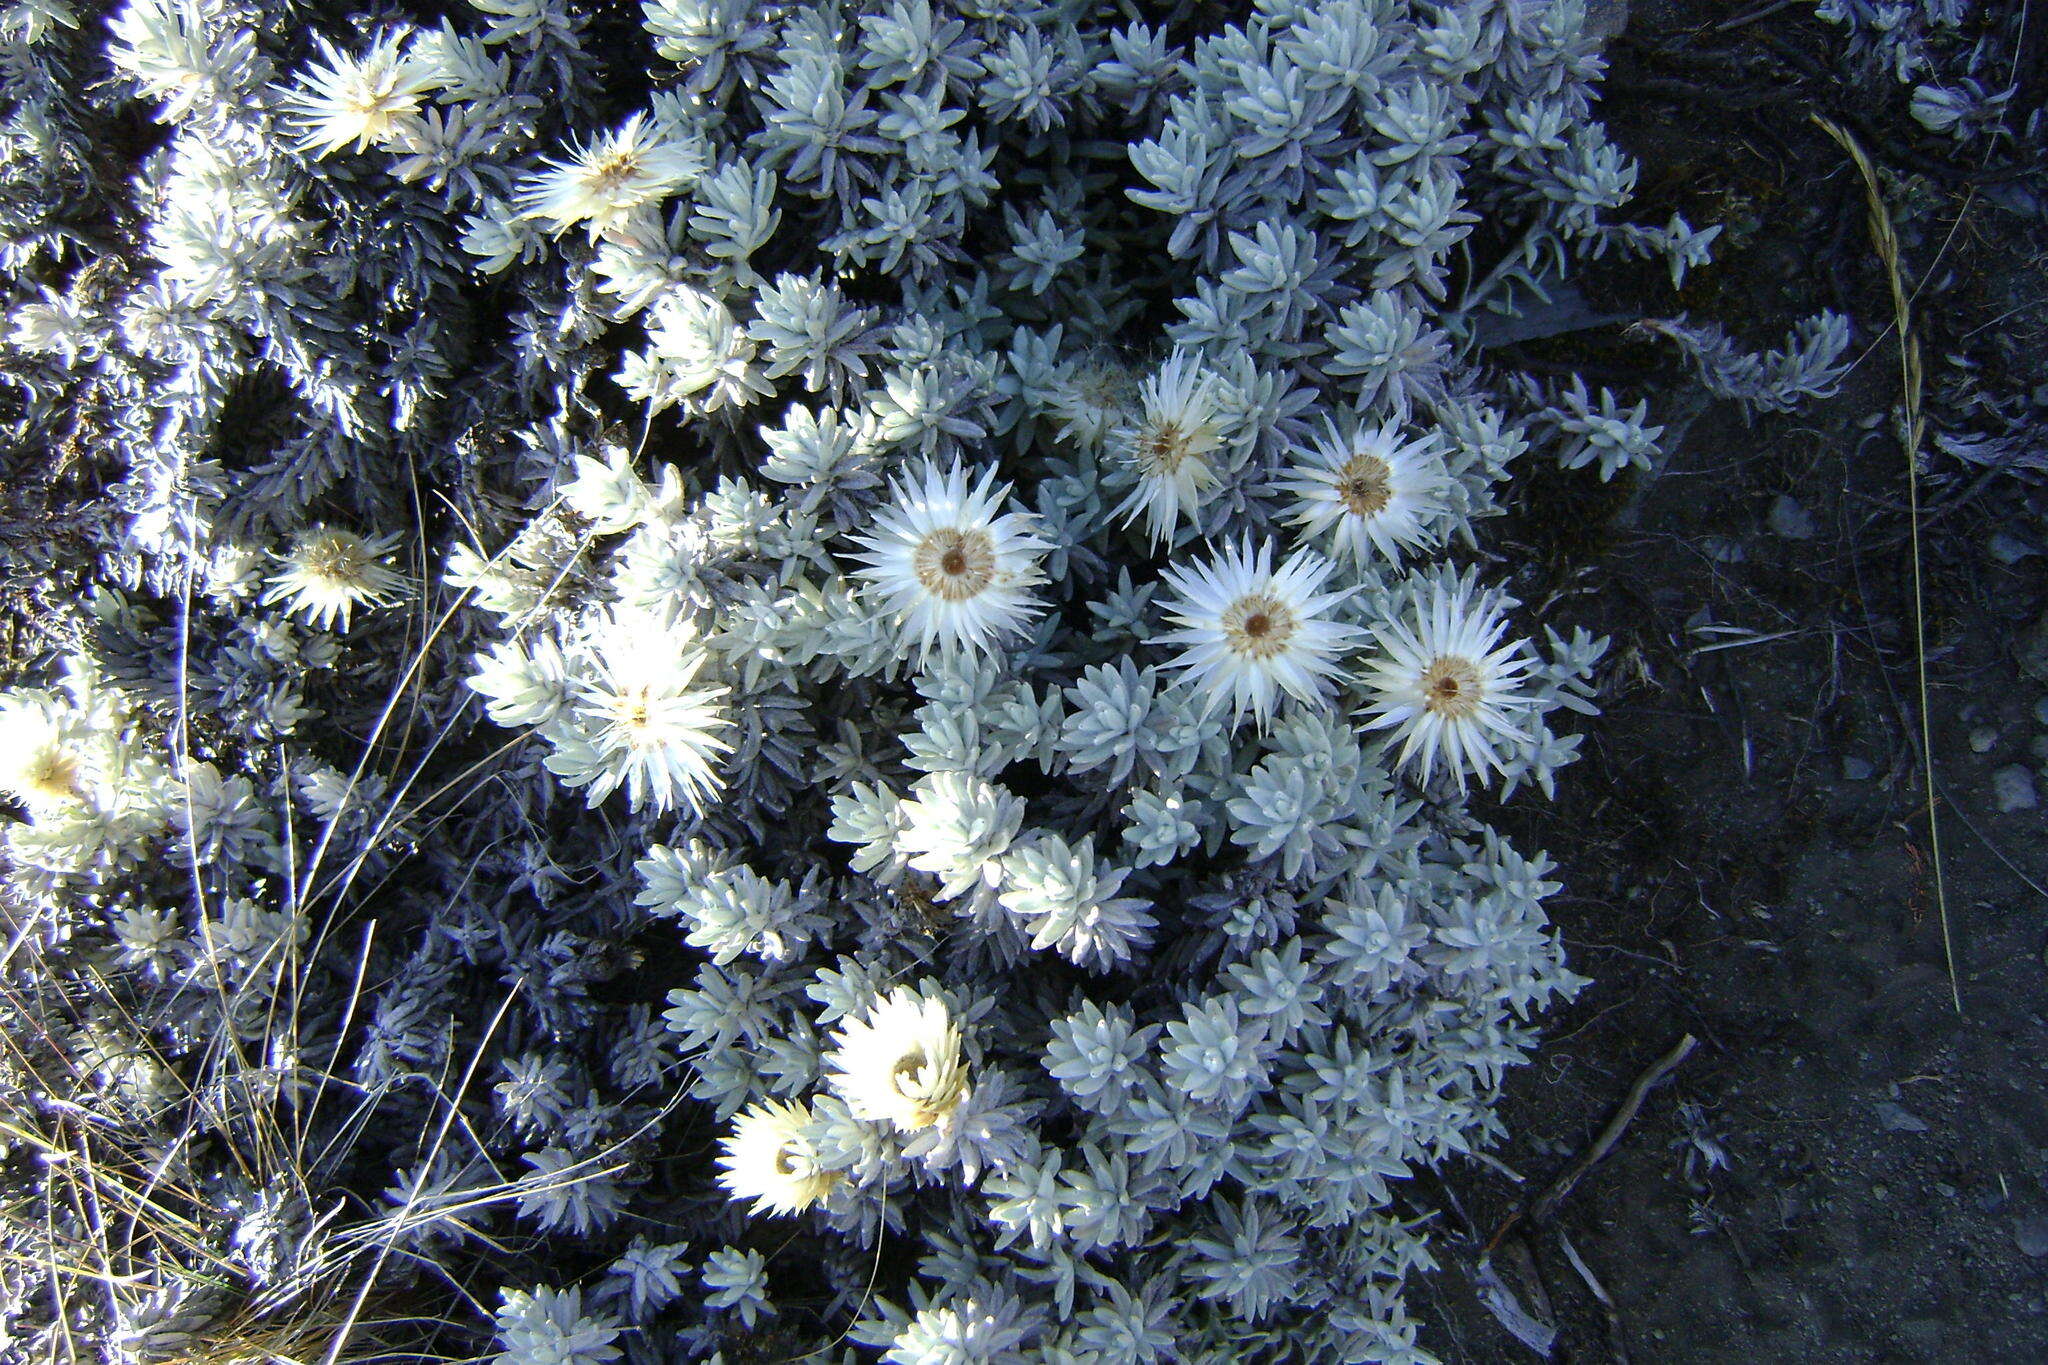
xmin=825 ymin=986 xmax=970 ymax=1132
xmin=1358 ymin=575 xmax=1537 ymax=790
xmin=262 ymin=528 xmax=407 ymax=632
xmin=1156 ymin=539 xmax=1362 ymax=729
xmin=715 ymin=1098 xmax=839 ymax=1216
xmin=515 ymin=112 xmax=705 ymax=240
xmin=1278 ymin=419 xmax=1449 ymax=564
xmin=1112 ymin=348 xmax=1224 ymax=547
xmin=543 ymin=611 xmax=732 ymax=815
xmin=1046 ymin=353 xmax=1138 ymax=452
xmin=847 ymin=460 xmax=1051 ymax=662
xmin=624 ymin=286 xmax=770 ymax=413
xmin=285 ymin=34 xmax=442 ymax=158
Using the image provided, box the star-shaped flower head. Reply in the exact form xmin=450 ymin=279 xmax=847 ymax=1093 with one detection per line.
xmin=515 ymin=112 xmax=706 ymax=241
xmin=286 ymin=34 xmax=443 ymax=158
xmin=825 ymin=986 xmax=970 ymax=1133
xmin=1278 ymin=418 xmax=1449 ymax=564
xmin=847 ymin=459 xmax=1052 ymax=663
xmin=262 ymin=527 xmax=408 ymax=632
xmin=1358 ymin=573 xmax=1538 ymax=791
xmin=1112 ymin=348 xmax=1225 ymax=548
xmin=543 ymin=609 xmax=732 ymax=815
xmin=1156 ymin=538 xmax=1363 ymax=729
xmin=715 ymin=1098 xmax=840 ymax=1217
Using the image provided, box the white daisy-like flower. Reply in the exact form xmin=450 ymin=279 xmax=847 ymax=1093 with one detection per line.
xmin=1111 ymin=348 xmax=1225 ymax=548
xmin=0 ymin=695 xmax=96 ymax=813
xmin=285 ymin=35 xmax=443 ymax=159
xmin=1358 ymin=575 xmax=1538 ymax=791
xmin=262 ymin=527 xmax=408 ymax=632
xmin=1156 ymin=539 xmax=1363 ymax=729
xmin=1278 ymin=418 xmax=1449 ymax=564
xmin=515 ymin=112 xmax=705 ymax=240
xmin=847 ymin=460 xmax=1051 ymax=662
xmin=543 ymin=610 xmax=732 ymax=815
xmin=825 ymin=986 xmax=970 ymax=1133
xmin=715 ymin=1098 xmax=840 ymax=1217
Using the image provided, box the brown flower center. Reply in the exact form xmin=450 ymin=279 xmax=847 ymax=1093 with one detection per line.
xmin=302 ymin=535 xmax=369 ymax=584
xmin=585 ymin=149 xmax=641 ymax=195
xmin=1335 ymin=453 xmax=1393 ymax=517
xmin=1421 ymin=656 xmax=1483 ymax=719
xmin=913 ymin=529 xmax=997 ymax=601
xmin=1136 ymin=423 xmax=1199 ymax=476
xmin=1221 ymin=592 xmax=1298 ymax=661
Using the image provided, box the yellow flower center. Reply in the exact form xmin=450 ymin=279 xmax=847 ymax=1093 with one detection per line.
xmin=300 ymin=533 xmax=371 ymax=587
xmin=1335 ymin=453 xmax=1393 ymax=517
xmin=584 ymin=149 xmax=642 ymax=195
xmin=1136 ymin=422 xmax=1201 ymax=477
xmin=1421 ymin=656 xmax=1482 ymax=719
xmin=1221 ymin=591 xmax=1298 ymax=661
xmin=913 ymin=529 xmax=997 ymax=602
xmin=17 ymin=747 xmax=85 ymax=804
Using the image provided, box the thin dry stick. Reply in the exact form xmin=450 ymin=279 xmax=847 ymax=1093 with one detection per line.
xmin=1527 ymin=1033 xmax=1697 ymax=1226
xmin=1484 ymin=1033 xmax=1698 ymax=1256
xmin=1557 ymin=1228 xmax=1630 ymax=1365
xmin=1815 ymin=115 xmax=1960 ymax=1015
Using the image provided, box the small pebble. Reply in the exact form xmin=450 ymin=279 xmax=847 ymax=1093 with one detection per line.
xmin=2030 ymin=734 xmax=2048 ymax=762
xmin=1994 ymin=764 xmax=2039 ymax=813
xmin=1842 ymin=756 xmax=1876 ymax=781
xmin=1875 ymin=1101 xmax=1929 ymax=1134
xmin=2035 ymin=697 xmax=2048 ymax=727
xmin=2020 ymin=612 xmax=2048 ymax=683
xmin=2016 ymin=1216 xmax=2048 ymax=1258
xmin=1971 ymin=726 xmax=2000 ymax=754
xmin=1702 ymin=536 xmax=1746 ymax=564
xmin=1767 ymin=494 xmax=1817 ymax=541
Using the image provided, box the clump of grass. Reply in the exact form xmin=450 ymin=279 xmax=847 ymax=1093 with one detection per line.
xmin=1815 ymin=114 xmax=1957 ymax=1015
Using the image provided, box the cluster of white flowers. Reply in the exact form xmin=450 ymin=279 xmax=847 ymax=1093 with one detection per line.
xmin=0 ymin=0 xmax=1854 ymax=1359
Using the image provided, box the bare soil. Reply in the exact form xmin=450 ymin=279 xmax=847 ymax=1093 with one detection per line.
xmin=1421 ymin=5 xmax=2048 ymax=1360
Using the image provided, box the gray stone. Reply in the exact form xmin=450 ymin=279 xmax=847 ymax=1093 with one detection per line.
xmin=1993 ymin=764 xmax=2038 ymax=813
xmin=2016 ymin=1216 xmax=2048 ymax=1258
xmin=2018 ymin=611 xmax=2048 ymax=683
xmin=2035 ymin=696 xmax=2048 ymax=727
xmin=1970 ymin=726 xmax=2000 ymax=754
xmin=1767 ymin=494 xmax=1817 ymax=540
xmin=1988 ymin=531 xmax=2037 ymax=565
xmin=1875 ymin=1101 xmax=1929 ymax=1133
xmin=1842 ymin=756 xmax=1875 ymax=781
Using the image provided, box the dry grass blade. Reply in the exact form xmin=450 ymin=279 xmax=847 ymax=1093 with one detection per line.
xmin=1813 ymin=115 xmax=1960 ymax=1016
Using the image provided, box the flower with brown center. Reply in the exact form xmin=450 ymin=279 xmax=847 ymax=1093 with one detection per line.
xmin=848 ymin=460 xmax=1051 ymax=662
xmin=1278 ymin=419 xmax=1449 ymax=564
xmin=1112 ymin=349 xmax=1226 ymax=548
xmin=1359 ymin=571 xmax=1538 ymax=790
xmin=286 ymin=35 xmax=442 ymax=158
xmin=262 ymin=527 xmax=408 ymax=632
xmin=1156 ymin=538 xmax=1362 ymax=728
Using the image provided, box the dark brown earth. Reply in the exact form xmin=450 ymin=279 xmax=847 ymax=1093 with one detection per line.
xmin=1421 ymin=5 xmax=2048 ymax=1361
